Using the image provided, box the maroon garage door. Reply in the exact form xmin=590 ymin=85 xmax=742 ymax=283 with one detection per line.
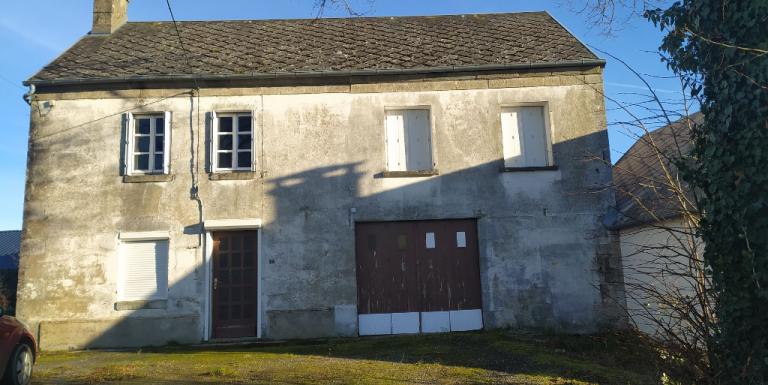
xmin=355 ymin=219 xmax=483 ymax=335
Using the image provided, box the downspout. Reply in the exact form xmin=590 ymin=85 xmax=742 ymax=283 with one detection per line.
xmin=23 ymin=84 xmax=35 ymax=106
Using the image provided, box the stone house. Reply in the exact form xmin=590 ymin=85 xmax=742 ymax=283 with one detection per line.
xmin=17 ymin=0 xmax=625 ymax=350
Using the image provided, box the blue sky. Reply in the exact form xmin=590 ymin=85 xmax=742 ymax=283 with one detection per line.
xmin=0 ymin=0 xmax=687 ymax=230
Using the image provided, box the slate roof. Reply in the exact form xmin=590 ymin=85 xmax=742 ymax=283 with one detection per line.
xmin=612 ymin=113 xmax=702 ymax=229
xmin=0 ymin=231 xmax=21 ymax=270
xmin=26 ymin=12 xmax=601 ymax=85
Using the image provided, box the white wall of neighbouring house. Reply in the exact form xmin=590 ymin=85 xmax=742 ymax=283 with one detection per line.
xmin=620 ymin=217 xmax=705 ymax=336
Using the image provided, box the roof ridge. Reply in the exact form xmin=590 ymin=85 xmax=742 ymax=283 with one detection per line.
xmin=123 ymin=11 xmax=549 ymax=24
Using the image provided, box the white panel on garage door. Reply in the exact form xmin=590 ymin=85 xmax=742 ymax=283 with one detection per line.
xmin=392 ymin=312 xmax=420 ymax=334
xmin=359 ymin=314 xmax=391 ymax=336
xmin=421 ymin=311 xmax=450 ymax=333
xmin=449 ymin=309 xmax=483 ymax=331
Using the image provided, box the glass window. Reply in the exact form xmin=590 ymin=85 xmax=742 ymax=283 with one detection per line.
xmin=131 ymin=114 xmax=166 ymax=174
xmin=215 ymin=113 xmax=253 ymax=171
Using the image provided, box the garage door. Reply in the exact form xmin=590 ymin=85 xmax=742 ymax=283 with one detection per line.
xmin=355 ymin=219 xmax=482 ymax=335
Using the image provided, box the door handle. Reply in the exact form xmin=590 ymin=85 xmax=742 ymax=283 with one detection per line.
xmin=214 ymin=277 xmax=218 ymax=290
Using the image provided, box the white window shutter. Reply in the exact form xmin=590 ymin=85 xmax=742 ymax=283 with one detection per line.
xmin=118 ymin=240 xmax=169 ymax=301
xmin=404 ymin=110 xmax=432 ymax=171
xmin=209 ymin=111 xmax=218 ymax=172
xmin=163 ymin=111 xmax=172 ymax=174
xmin=385 ymin=111 xmax=405 ymax=171
xmin=251 ymin=110 xmax=257 ymax=172
xmin=501 ymin=109 xmax=523 ymax=167
xmin=501 ymin=106 xmax=548 ymax=168
xmin=123 ymin=112 xmax=134 ymax=175
xmin=521 ymin=107 xmax=548 ymax=167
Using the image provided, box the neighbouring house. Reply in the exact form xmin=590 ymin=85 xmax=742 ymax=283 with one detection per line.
xmin=17 ymin=0 xmax=625 ymax=350
xmin=0 ymin=230 xmax=21 ymax=315
xmin=612 ymin=113 xmax=705 ymax=335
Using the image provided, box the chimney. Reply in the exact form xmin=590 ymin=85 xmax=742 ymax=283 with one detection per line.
xmin=92 ymin=0 xmax=129 ymax=34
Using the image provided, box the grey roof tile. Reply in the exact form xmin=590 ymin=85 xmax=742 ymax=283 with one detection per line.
xmin=612 ymin=113 xmax=702 ymax=229
xmin=28 ymin=12 xmax=599 ymax=84
xmin=0 ymin=231 xmax=21 ymax=270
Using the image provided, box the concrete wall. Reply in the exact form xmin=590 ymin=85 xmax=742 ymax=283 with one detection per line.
xmin=18 ymin=68 xmax=625 ymax=350
xmin=620 ymin=217 xmax=703 ymax=335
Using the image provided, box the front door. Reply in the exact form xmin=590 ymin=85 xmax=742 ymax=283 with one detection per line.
xmin=212 ymin=231 xmax=258 ymax=339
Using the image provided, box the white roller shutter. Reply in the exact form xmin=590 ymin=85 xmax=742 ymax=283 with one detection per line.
xmin=118 ymin=240 xmax=169 ymax=301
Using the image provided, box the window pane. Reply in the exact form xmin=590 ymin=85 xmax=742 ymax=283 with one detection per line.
xmin=154 ymin=154 xmax=164 ymax=171
xmin=156 ymin=118 xmax=165 ymax=134
xmin=134 ymin=154 xmax=149 ymax=170
xmin=238 ymin=115 xmax=252 ymax=132
xmin=218 ymin=153 xmax=232 ymax=169
xmin=135 ymin=136 xmax=150 ymax=152
xmin=219 ymin=116 xmax=233 ymax=132
xmin=137 ymin=118 xmax=151 ymax=134
xmin=238 ymin=134 xmax=251 ymax=150
xmin=218 ymin=134 xmax=233 ymax=150
xmin=238 ymin=151 xmax=252 ymax=168
xmin=155 ymin=135 xmax=164 ymax=152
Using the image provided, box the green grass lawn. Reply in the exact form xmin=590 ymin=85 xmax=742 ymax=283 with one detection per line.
xmin=32 ymin=330 xmax=661 ymax=385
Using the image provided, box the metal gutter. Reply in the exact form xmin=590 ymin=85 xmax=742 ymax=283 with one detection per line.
xmin=24 ymin=59 xmax=606 ymax=87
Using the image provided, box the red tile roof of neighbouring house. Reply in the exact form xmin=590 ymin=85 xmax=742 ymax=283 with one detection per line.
xmin=25 ymin=12 xmax=602 ymax=86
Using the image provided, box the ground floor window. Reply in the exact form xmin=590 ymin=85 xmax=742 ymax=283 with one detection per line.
xmin=118 ymin=239 xmax=169 ymax=301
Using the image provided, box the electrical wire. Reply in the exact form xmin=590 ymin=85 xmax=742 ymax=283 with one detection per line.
xmin=31 ymin=90 xmax=192 ymax=141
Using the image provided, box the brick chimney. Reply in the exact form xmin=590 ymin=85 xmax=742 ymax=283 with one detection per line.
xmin=92 ymin=0 xmax=129 ymax=34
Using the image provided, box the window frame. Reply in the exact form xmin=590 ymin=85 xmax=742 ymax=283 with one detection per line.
xmin=383 ymin=106 xmax=436 ymax=173
xmin=124 ymin=111 xmax=171 ymax=176
xmin=499 ymin=103 xmax=554 ymax=169
xmin=211 ymin=111 xmax=255 ymax=173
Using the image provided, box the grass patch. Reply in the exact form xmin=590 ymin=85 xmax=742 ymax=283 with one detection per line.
xmin=78 ymin=364 xmax=141 ymax=383
xmin=33 ymin=330 xmax=661 ymax=385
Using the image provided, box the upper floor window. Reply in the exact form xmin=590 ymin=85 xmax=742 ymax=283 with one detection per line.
xmin=211 ymin=112 xmax=253 ymax=172
xmin=385 ymin=109 xmax=433 ymax=172
xmin=124 ymin=112 xmax=171 ymax=175
xmin=500 ymin=106 xmax=551 ymax=168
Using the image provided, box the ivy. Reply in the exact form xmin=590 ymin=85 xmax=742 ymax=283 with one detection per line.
xmin=646 ymin=1 xmax=768 ymax=384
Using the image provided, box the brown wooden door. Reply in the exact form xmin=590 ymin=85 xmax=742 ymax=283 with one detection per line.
xmin=212 ymin=231 xmax=258 ymax=339
xmin=355 ymin=219 xmax=482 ymax=315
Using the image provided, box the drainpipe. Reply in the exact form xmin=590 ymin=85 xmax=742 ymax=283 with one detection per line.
xmin=23 ymin=84 xmax=35 ymax=106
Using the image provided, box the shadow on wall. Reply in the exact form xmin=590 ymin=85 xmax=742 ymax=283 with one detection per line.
xmin=39 ymin=128 xmax=622 ymax=350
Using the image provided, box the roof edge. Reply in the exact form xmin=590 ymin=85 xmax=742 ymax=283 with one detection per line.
xmin=24 ymin=59 xmax=606 ymax=87
xmin=545 ymin=12 xmax=603 ymax=62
